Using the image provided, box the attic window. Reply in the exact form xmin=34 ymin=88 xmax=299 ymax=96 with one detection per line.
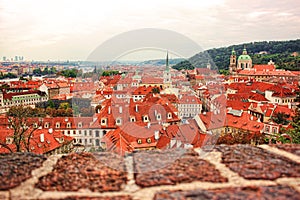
xmin=67 ymin=122 xmax=71 ymax=128
xmin=146 ymin=138 xmax=152 ymax=143
xmin=143 ymin=115 xmax=149 ymax=122
xmin=167 ymin=112 xmax=172 ymax=119
xmin=156 ymin=114 xmax=161 ymax=120
xmin=130 ymin=116 xmax=136 ymax=122
xmin=101 ymin=118 xmax=107 ymax=126
xmin=56 ymin=122 xmax=60 ymax=128
xmin=116 ymin=118 xmax=122 ymax=125
xmin=78 ymin=122 xmax=82 ymax=128
xmin=44 ymin=123 xmax=49 ymax=128
xmin=6 ymin=137 xmax=12 ymax=144
xmin=33 ymin=123 xmax=38 ymax=128
xmin=137 ymin=139 xmax=142 ymax=144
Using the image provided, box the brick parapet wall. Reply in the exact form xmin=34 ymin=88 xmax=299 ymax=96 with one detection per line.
xmin=0 ymin=144 xmax=299 ymax=200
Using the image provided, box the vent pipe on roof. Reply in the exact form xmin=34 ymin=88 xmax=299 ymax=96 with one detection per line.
xmin=40 ymin=134 xmax=45 ymax=143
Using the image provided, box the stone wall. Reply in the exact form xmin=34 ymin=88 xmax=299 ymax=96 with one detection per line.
xmin=0 ymin=144 xmax=299 ymax=199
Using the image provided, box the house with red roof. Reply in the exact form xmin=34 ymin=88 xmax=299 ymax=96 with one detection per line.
xmin=0 ymin=116 xmax=105 ymax=151
xmin=0 ymin=128 xmax=73 ymax=155
xmin=238 ymin=64 xmax=298 ymax=81
xmin=265 ymin=84 xmax=297 ymax=105
xmin=140 ymin=77 xmax=164 ymax=89
xmin=0 ymin=90 xmax=48 ymax=113
xmin=102 ymin=120 xmax=208 ymax=156
xmin=194 ymin=109 xmax=264 ymax=144
xmin=178 ymin=95 xmax=202 ymax=119
xmin=131 ymin=86 xmax=157 ymax=102
xmin=96 ymin=95 xmax=180 ymax=144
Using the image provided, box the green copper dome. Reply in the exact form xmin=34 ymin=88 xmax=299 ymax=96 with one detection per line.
xmin=238 ymin=54 xmax=252 ymax=60
xmin=238 ymin=47 xmax=251 ymax=60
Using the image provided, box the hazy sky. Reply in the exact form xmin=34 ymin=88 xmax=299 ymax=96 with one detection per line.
xmin=0 ymin=0 xmax=299 ymax=61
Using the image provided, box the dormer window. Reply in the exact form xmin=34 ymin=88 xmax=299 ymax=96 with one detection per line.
xmin=143 ymin=115 xmax=149 ymax=122
xmin=6 ymin=137 xmax=12 ymax=144
xmin=147 ymin=138 xmax=152 ymax=143
xmin=101 ymin=118 xmax=107 ymax=126
xmin=67 ymin=122 xmax=71 ymax=128
xmin=137 ymin=139 xmax=142 ymax=144
xmin=33 ymin=123 xmax=38 ymax=128
xmin=78 ymin=122 xmax=82 ymax=128
xmin=44 ymin=123 xmax=49 ymax=128
xmin=56 ymin=122 xmax=60 ymax=128
xmin=116 ymin=118 xmax=122 ymax=126
xmin=156 ymin=113 xmax=161 ymax=120
xmin=167 ymin=112 xmax=172 ymax=119
xmin=130 ymin=116 xmax=136 ymax=122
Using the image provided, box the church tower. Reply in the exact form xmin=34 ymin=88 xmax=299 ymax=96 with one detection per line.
xmin=163 ymin=51 xmax=172 ymax=88
xmin=237 ymin=46 xmax=252 ymax=70
xmin=229 ymin=48 xmax=237 ymax=74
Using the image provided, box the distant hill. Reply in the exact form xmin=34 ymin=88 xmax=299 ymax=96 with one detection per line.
xmin=139 ymin=58 xmax=184 ymax=66
xmin=173 ymin=39 xmax=300 ymax=71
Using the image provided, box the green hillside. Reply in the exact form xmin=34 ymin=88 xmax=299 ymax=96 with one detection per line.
xmin=173 ymin=39 xmax=300 ymax=71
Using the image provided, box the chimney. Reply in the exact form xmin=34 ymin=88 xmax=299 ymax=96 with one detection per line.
xmin=40 ymin=134 xmax=45 ymax=143
xmin=108 ymin=106 xmax=111 ymax=114
xmin=154 ymin=131 xmax=160 ymax=140
xmin=135 ymin=104 xmax=138 ymax=112
xmin=147 ymin=122 xmax=151 ymax=129
xmin=48 ymin=128 xmax=53 ymax=134
xmin=119 ymin=106 xmax=122 ymax=114
xmin=250 ymin=116 xmax=254 ymax=121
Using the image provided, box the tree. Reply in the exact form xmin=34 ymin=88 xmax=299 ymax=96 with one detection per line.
xmin=59 ymin=102 xmax=70 ymax=110
xmin=172 ymin=60 xmax=194 ymax=70
xmin=152 ymin=87 xmax=160 ymax=94
xmin=48 ymin=100 xmax=55 ymax=108
xmin=271 ymin=112 xmax=290 ymax=125
xmin=0 ymin=106 xmax=42 ymax=152
xmin=101 ymin=70 xmax=119 ymax=76
xmin=286 ymin=87 xmax=300 ymax=143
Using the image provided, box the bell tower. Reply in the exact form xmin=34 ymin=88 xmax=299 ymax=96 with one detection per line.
xmin=229 ymin=48 xmax=237 ymax=74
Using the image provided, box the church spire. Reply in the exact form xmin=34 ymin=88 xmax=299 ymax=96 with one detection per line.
xmin=166 ymin=51 xmax=169 ymax=72
xmin=231 ymin=48 xmax=236 ymax=55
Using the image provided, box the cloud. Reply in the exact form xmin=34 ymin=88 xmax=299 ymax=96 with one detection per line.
xmin=0 ymin=0 xmax=299 ymax=60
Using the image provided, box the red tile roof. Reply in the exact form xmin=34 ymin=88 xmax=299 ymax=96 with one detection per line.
xmin=253 ymin=65 xmax=276 ymax=71
xmin=0 ymin=129 xmax=73 ymax=154
xmin=179 ymin=95 xmax=202 ymax=104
